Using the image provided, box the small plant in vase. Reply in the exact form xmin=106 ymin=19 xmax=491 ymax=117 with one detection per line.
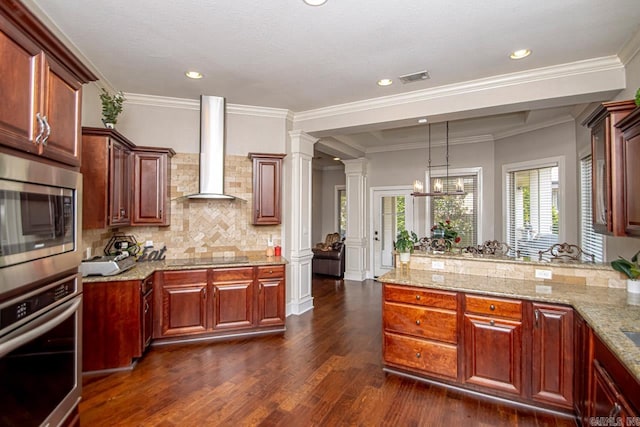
xmin=99 ymin=88 xmax=125 ymax=128
xmin=431 ymin=219 xmax=461 ymax=251
xmin=611 ymin=250 xmax=640 ymax=294
xmin=395 ymin=229 xmax=418 ymax=264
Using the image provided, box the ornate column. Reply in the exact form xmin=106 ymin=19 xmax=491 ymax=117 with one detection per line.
xmin=284 ymin=130 xmax=317 ymax=315
xmin=342 ymin=158 xmax=368 ymax=281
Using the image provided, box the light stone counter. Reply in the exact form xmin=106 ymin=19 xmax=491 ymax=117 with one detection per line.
xmin=378 ymin=268 xmax=640 ymax=383
xmin=82 ymin=255 xmax=287 ymax=283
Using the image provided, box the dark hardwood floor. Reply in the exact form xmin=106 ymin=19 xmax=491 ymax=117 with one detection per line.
xmin=80 ymin=276 xmax=576 ymax=426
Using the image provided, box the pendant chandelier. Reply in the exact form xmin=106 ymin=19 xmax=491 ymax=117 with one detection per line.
xmin=411 ymin=120 xmax=465 ymax=197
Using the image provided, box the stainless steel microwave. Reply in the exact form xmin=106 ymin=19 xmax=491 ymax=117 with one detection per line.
xmin=0 ymin=152 xmax=82 ymax=295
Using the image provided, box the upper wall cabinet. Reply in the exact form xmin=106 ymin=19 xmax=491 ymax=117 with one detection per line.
xmin=615 ymin=106 xmax=640 ymax=237
xmin=248 ymin=153 xmax=286 ymax=225
xmin=132 ymin=147 xmax=175 ymax=226
xmin=583 ymin=100 xmax=637 ymax=236
xmin=0 ymin=0 xmax=96 ymax=167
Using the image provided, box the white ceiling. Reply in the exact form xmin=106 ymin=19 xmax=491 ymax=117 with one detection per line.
xmin=26 ymin=0 xmax=640 ymax=160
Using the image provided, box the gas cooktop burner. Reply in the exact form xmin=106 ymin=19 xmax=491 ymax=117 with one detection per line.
xmin=167 ymin=256 xmax=249 ymax=266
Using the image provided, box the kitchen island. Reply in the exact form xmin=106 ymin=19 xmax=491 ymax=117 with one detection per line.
xmin=82 ymin=255 xmax=287 ymax=372
xmin=379 ymin=262 xmax=640 ymax=422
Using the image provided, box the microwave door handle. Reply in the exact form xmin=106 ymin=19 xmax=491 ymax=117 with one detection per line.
xmin=0 ymin=297 xmax=80 ymax=358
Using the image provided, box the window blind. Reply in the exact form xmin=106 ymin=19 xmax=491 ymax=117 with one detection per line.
xmin=580 ymin=156 xmax=604 ymax=262
xmin=506 ymin=165 xmax=558 ymax=260
xmin=429 ymin=175 xmax=478 ymax=247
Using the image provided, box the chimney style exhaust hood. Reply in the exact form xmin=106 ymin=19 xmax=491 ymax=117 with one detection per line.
xmin=183 ymin=95 xmax=236 ymax=200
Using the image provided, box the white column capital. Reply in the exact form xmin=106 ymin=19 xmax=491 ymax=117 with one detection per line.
xmin=342 ymin=158 xmax=368 ymax=175
xmin=289 ymin=130 xmax=318 ymax=157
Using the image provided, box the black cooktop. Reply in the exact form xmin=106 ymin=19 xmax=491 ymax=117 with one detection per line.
xmin=167 ymin=256 xmax=249 ymax=266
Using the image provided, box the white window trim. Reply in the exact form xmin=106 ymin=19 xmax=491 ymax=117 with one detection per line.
xmin=425 ymin=167 xmax=483 ymax=244
xmin=501 ymin=156 xmax=566 ymax=244
xmin=578 ymin=148 xmax=606 ymax=260
xmin=334 ymin=185 xmax=345 ymax=235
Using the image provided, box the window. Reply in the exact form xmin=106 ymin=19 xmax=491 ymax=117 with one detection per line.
xmin=428 ymin=171 xmax=480 ymax=247
xmin=336 ymin=186 xmax=346 ymax=238
xmin=505 ymin=162 xmax=560 ymax=260
xmin=580 ymin=155 xmax=604 ymax=262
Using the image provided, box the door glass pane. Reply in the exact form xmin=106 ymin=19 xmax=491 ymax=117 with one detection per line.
xmin=381 ymin=196 xmax=406 ymax=267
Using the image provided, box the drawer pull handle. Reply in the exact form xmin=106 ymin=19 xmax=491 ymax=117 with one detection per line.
xmin=489 ymin=304 xmax=495 ymax=311
xmin=415 ymin=320 xmax=421 ymax=325
xmin=415 ymin=295 xmax=421 ymax=300
xmin=609 ymin=402 xmax=621 ymax=417
xmin=269 ymin=270 xmax=273 ymax=274
xmin=490 ymin=320 xmax=495 ymax=326
xmin=415 ymin=352 xmax=421 ymax=359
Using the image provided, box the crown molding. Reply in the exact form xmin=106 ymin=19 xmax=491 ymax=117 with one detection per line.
xmin=123 ymin=93 xmax=292 ymax=119
xmin=365 ymin=134 xmax=494 ymax=154
xmin=618 ymin=26 xmax=640 ymax=66
xmin=493 ymin=114 xmax=575 ymax=140
xmin=293 ymin=56 xmax=623 ymax=122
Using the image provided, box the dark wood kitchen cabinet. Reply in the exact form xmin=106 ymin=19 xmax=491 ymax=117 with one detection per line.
xmin=82 ymin=275 xmax=155 ymax=372
xmin=132 ymin=147 xmax=175 ymax=226
xmin=154 ymin=264 xmax=286 ymax=343
xmin=157 ymin=269 xmax=208 ymax=338
xmin=81 ymin=128 xmax=134 ymax=229
xmin=615 ymin=106 xmax=640 ymax=236
xmin=463 ymin=295 xmax=523 ymax=396
xmin=248 ymin=153 xmax=286 ymax=225
xmin=583 ymin=100 xmax=637 ymax=235
xmin=530 ymin=303 xmax=574 ymax=409
xmin=0 ymin=0 xmax=96 ymax=167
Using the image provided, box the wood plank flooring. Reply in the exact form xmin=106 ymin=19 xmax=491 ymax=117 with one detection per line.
xmin=80 ymin=276 xmax=577 ymax=426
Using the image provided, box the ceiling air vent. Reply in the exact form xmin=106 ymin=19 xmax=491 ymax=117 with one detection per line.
xmin=398 ymin=70 xmax=430 ymax=84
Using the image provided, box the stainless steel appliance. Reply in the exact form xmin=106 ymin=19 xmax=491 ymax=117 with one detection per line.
xmin=0 ymin=272 xmax=82 ymax=427
xmin=80 ymin=253 xmax=137 ymax=277
xmin=0 ymin=152 xmax=82 ymax=295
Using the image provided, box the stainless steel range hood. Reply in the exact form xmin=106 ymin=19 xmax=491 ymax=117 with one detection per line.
xmin=183 ymin=95 xmax=236 ymax=200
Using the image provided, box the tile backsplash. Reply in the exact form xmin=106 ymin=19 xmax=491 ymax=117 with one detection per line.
xmin=82 ymin=153 xmax=281 ymax=259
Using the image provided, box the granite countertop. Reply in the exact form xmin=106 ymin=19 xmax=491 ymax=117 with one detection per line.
xmin=82 ymin=255 xmax=288 ymax=283
xmin=379 ymin=268 xmax=640 ymax=383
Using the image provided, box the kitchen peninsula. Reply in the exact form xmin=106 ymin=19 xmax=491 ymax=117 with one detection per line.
xmin=379 ymin=252 xmax=640 ymax=423
xmin=82 ymin=255 xmax=287 ymax=372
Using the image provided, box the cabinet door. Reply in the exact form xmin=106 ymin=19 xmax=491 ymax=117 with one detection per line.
xmin=624 ymin=129 xmax=640 ymax=235
xmin=40 ymin=55 xmax=82 ymax=166
xmin=257 ymin=276 xmax=285 ymax=327
xmin=249 ymin=153 xmax=285 ymax=225
xmin=0 ymin=29 xmax=42 ymax=153
xmin=212 ymin=280 xmax=254 ymax=330
xmin=132 ymin=151 xmax=169 ymax=225
xmin=591 ymin=119 xmax=610 ymax=233
xmin=531 ymin=303 xmax=574 ymax=409
xmin=160 ymin=270 xmax=208 ymax=337
xmin=463 ymin=314 xmax=523 ymax=396
xmin=591 ymin=360 xmax=635 ymax=420
xmin=109 ymin=140 xmax=131 ymax=226
xmin=142 ymin=289 xmax=153 ymax=352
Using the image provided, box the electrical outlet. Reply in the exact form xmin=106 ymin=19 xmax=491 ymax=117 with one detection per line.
xmin=535 ymin=269 xmax=553 ymax=280
xmin=535 ymin=285 xmax=552 ymax=294
xmin=431 ymin=261 xmax=445 ymax=270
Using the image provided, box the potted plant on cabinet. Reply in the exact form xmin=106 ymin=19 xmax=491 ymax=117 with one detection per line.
xmin=99 ymin=88 xmax=125 ymax=128
xmin=611 ymin=250 xmax=640 ymax=294
xmin=395 ymin=229 xmax=418 ymax=264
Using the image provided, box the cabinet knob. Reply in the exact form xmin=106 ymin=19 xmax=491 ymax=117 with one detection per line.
xmin=269 ymin=270 xmax=273 ymax=274
xmin=415 ymin=295 xmax=421 ymax=300
xmin=415 ymin=352 xmax=421 ymax=359
xmin=490 ymin=320 xmax=495 ymax=326
xmin=489 ymin=304 xmax=495 ymax=311
xmin=415 ymin=320 xmax=421 ymax=325
xmin=609 ymin=402 xmax=621 ymax=418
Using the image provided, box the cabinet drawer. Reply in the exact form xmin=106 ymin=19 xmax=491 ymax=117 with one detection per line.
xmin=162 ymin=269 xmax=208 ymax=285
xmin=212 ymin=267 xmax=254 ymax=281
xmin=383 ymin=302 xmax=457 ymax=344
xmin=257 ymin=265 xmax=284 ymax=279
xmin=465 ymin=294 xmax=522 ymax=320
xmin=384 ymin=332 xmax=457 ymax=379
xmin=383 ymin=284 xmax=457 ymax=310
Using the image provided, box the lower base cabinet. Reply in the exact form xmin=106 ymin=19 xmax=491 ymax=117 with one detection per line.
xmin=154 ymin=265 xmax=286 ymax=342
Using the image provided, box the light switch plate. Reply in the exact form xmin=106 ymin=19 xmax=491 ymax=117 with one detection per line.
xmin=431 ymin=261 xmax=445 ymax=270
xmin=535 ymin=269 xmax=552 ymax=280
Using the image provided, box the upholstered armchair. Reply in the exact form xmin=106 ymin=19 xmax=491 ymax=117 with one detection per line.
xmin=312 ymin=233 xmax=345 ymax=278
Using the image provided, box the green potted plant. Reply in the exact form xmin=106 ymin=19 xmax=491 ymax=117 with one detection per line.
xmin=635 ymin=87 xmax=640 ymax=107
xmin=99 ymin=88 xmax=125 ymax=128
xmin=395 ymin=229 xmax=418 ymax=263
xmin=611 ymin=250 xmax=640 ymax=294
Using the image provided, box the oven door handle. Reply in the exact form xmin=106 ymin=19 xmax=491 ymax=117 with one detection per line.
xmin=0 ymin=296 xmax=80 ymax=358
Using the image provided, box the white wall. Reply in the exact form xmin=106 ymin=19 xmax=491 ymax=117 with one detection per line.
xmin=311 ymin=167 xmax=324 ymax=246
xmin=493 ymin=121 xmax=578 ymax=243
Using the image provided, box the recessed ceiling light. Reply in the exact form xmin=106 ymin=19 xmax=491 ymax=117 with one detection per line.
xmin=303 ymin=0 xmax=327 ymax=5
xmin=333 ymin=157 xmax=341 ymax=161
xmin=377 ymin=78 xmax=393 ymax=87
xmin=185 ymin=71 xmax=203 ymax=79
xmin=509 ymin=49 xmax=531 ymax=60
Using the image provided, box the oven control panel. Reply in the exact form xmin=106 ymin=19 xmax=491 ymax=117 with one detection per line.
xmin=0 ymin=276 xmax=77 ymax=332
